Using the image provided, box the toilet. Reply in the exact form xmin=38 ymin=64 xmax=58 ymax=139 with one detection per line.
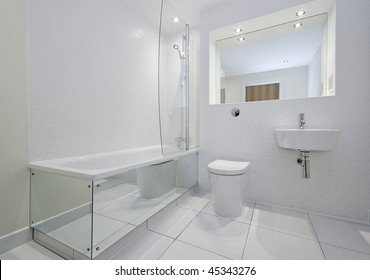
xmin=208 ymin=160 xmax=250 ymax=218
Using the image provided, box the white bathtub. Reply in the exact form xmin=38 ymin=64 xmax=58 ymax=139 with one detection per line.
xmin=29 ymin=146 xmax=199 ymax=181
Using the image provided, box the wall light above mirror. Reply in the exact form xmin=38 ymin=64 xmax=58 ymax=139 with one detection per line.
xmin=209 ymin=0 xmax=336 ymax=105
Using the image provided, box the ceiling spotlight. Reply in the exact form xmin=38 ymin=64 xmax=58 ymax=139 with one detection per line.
xmin=294 ymin=22 xmax=303 ymax=29
xmin=296 ymin=10 xmax=306 ymax=17
xmin=173 ymin=17 xmax=180 ymax=23
xmin=234 ymin=28 xmax=242 ymax=33
xmin=238 ymin=37 xmax=245 ymax=42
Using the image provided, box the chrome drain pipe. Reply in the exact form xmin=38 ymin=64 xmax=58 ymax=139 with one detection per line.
xmin=297 ymin=151 xmax=310 ymax=178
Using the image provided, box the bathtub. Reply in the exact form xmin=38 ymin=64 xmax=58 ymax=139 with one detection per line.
xmin=29 ymin=145 xmax=199 ymax=259
xmin=29 ymin=145 xmax=199 ymax=181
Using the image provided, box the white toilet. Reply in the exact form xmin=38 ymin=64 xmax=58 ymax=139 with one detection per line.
xmin=208 ymin=160 xmax=250 ymax=218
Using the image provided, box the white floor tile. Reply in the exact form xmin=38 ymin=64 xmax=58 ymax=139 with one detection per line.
xmin=160 ymin=240 xmax=229 ymax=260
xmin=321 ymin=243 xmax=370 ymax=260
xmin=243 ymin=226 xmax=324 ymax=260
xmin=148 ymin=206 xmax=199 ymax=238
xmin=177 ymin=191 xmax=210 ymax=211
xmin=202 ymin=201 xmax=255 ymax=224
xmin=0 ymin=241 xmax=63 ymax=260
xmin=309 ymin=214 xmax=370 ymax=254
xmin=177 ymin=213 xmax=250 ymax=259
xmin=112 ymin=231 xmax=173 ymax=260
xmin=96 ymin=196 xmax=160 ymax=224
xmin=251 ymin=204 xmax=317 ymax=240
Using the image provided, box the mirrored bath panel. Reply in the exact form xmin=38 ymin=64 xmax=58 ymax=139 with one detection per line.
xmin=30 ymin=150 xmax=198 ymax=259
xmin=209 ymin=0 xmax=336 ymax=104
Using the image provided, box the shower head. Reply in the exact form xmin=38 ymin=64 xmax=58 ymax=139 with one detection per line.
xmin=173 ymin=44 xmax=184 ymax=59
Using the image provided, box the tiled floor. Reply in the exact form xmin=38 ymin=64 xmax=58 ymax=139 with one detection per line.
xmin=112 ymin=191 xmax=370 ymax=260
xmin=2 ymin=191 xmax=370 ymax=260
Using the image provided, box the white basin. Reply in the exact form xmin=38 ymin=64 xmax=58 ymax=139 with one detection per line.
xmin=274 ymin=129 xmax=341 ymax=151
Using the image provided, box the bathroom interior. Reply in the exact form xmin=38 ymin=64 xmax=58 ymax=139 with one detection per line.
xmin=0 ymin=0 xmax=370 ymax=260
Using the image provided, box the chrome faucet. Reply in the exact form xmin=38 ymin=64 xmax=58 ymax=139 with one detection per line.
xmin=299 ymin=113 xmax=305 ymax=129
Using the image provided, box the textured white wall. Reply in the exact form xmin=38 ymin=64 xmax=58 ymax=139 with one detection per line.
xmin=199 ymin=0 xmax=370 ymax=222
xmin=29 ymin=0 xmax=162 ymax=161
xmin=0 ymin=0 xmax=29 ymax=237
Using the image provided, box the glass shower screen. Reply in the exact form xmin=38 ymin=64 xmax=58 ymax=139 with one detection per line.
xmin=158 ymin=0 xmax=194 ymax=155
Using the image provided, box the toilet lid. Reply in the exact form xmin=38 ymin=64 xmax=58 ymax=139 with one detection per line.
xmin=208 ymin=160 xmax=250 ymax=175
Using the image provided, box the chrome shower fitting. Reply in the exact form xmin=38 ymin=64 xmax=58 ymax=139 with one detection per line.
xmin=173 ymin=44 xmax=185 ymax=59
xmin=297 ymin=151 xmax=310 ymax=178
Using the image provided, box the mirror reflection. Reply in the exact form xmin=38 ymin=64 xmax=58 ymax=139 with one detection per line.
xmin=218 ymin=14 xmax=328 ymax=104
xmin=209 ymin=0 xmax=336 ymax=105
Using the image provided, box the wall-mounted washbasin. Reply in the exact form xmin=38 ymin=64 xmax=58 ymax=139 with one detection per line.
xmin=274 ymin=129 xmax=341 ymax=151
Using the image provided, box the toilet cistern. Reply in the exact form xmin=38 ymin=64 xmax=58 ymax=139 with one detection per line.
xmin=299 ymin=113 xmax=305 ymax=129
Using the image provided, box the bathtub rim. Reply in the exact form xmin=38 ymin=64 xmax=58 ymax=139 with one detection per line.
xmin=29 ymin=146 xmax=199 ymax=181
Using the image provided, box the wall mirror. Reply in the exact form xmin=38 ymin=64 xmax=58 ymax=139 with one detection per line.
xmin=209 ymin=0 xmax=336 ymax=105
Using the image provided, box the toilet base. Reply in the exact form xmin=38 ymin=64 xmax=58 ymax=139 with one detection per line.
xmin=209 ymin=172 xmax=249 ymax=219
xmin=212 ymin=200 xmax=242 ymax=218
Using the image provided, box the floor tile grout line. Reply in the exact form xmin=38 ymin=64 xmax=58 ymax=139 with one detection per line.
xmin=109 ymin=225 xmax=150 ymax=260
xmin=156 ymin=237 xmax=177 ymax=260
xmin=147 ymin=207 xmax=199 ymax=240
xmin=174 ymin=198 xmax=252 ymax=260
xmin=148 ymin=204 xmax=231 ymax=259
xmin=240 ymin=202 xmax=256 ymax=259
xmin=249 ymin=205 xmax=321 ymax=242
xmin=111 ymin=188 xmax=204 ymax=259
xmin=249 ymin=222 xmax=322 ymax=243
xmin=172 ymin=239 xmax=233 ymax=260
xmin=151 ymin=192 xmax=234 ymax=259
xmin=318 ymin=241 xmax=370 ymax=257
xmin=307 ymin=212 xmax=326 ymax=260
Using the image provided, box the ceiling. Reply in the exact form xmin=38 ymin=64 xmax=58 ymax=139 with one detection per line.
xmin=218 ymin=14 xmax=327 ymax=76
xmin=126 ymin=0 xmax=230 ymax=35
xmin=168 ymin=0 xmax=231 ymax=27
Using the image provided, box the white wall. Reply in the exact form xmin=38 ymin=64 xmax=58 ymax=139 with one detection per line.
xmin=28 ymin=0 xmax=162 ymax=161
xmin=199 ymin=0 xmax=370 ymax=222
xmin=0 ymin=0 xmax=29 ymax=237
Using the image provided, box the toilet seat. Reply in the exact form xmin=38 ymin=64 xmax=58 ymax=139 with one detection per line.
xmin=208 ymin=160 xmax=250 ymax=176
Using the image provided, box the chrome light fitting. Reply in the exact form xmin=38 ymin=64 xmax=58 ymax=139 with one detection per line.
xmin=296 ymin=10 xmax=306 ymax=17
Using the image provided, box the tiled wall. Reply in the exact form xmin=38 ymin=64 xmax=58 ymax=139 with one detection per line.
xmin=199 ymin=0 xmax=370 ymax=222
xmin=0 ymin=0 xmax=29 ymax=237
xmin=28 ymin=0 xmax=162 ymax=161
